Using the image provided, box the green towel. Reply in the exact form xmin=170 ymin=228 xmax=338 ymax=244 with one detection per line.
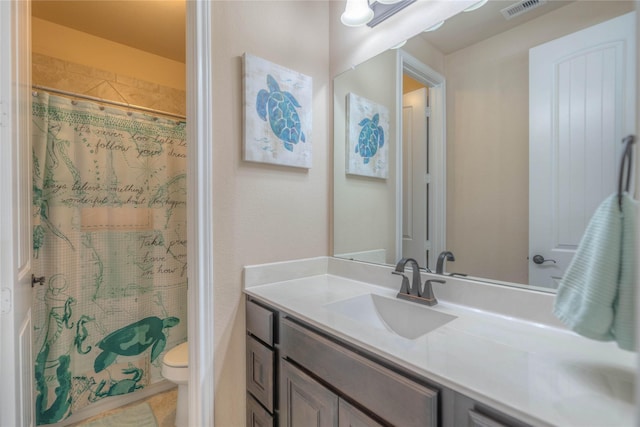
xmin=554 ymin=193 xmax=637 ymax=351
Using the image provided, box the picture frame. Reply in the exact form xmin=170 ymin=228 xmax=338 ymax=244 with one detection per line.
xmin=243 ymin=53 xmax=313 ymax=169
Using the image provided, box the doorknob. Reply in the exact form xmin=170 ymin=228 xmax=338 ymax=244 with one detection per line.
xmin=532 ymin=255 xmax=556 ymax=265
xmin=31 ymin=274 xmax=45 ymax=287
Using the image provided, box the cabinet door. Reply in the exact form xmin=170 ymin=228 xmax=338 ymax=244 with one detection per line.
xmin=247 ymin=336 xmax=274 ymax=411
xmin=280 ymin=360 xmax=338 ymax=427
xmin=247 ymin=393 xmax=274 ymax=427
xmin=338 ymin=400 xmax=383 ymax=427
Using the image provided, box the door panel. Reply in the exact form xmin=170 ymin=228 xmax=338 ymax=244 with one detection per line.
xmin=0 ymin=0 xmax=34 ymax=425
xmin=402 ymin=88 xmax=428 ymax=267
xmin=529 ymin=12 xmax=636 ymax=287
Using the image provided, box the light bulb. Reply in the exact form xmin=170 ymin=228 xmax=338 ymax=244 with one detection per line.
xmin=341 ymin=0 xmax=374 ymax=27
xmin=463 ymin=0 xmax=488 ymax=12
xmin=423 ymin=20 xmax=445 ymax=32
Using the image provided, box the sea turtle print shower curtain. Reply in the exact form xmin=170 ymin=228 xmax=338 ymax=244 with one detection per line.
xmin=31 ymin=92 xmax=187 ymax=424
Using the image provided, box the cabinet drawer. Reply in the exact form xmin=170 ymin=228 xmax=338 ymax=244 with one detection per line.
xmin=247 ymin=299 xmax=275 ymax=346
xmin=281 ymin=318 xmax=438 ymax=427
xmin=247 ymin=393 xmax=274 ymax=427
xmin=247 ymin=336 xmax=275 ymax=412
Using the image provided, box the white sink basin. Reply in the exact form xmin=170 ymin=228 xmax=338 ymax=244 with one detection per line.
xmin=324 ymin=293 xmax=456 ymax=340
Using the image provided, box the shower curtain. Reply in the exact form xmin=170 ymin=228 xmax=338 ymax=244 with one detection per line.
xmin=31 ymin=92 xmax=188 ymax=425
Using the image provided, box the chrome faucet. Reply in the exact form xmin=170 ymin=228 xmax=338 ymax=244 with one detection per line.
xmin=392 ymin=258 xmax=445 ymax=306
xmin=436 ymin=251 xmax=455 ymax=275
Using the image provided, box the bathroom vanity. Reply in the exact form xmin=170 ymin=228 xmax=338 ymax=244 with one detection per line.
xmin=244 ymin=257 xmax=635 ymax=427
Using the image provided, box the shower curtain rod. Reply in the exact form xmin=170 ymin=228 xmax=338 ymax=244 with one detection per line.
xmin=32 ymin=84 xmax=187 ymax=121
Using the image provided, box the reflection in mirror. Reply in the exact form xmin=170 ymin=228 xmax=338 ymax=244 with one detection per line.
xmin=333 ymin=1 xmax=636 ymax=291
xmin=334 ymin=50 xmax=399 ymax=266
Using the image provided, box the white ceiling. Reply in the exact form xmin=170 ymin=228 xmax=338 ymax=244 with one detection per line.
xmin=419 ymin=0 xmax=574 ymax=54
xmin=32 ymin=0 xmax=186 ymax=63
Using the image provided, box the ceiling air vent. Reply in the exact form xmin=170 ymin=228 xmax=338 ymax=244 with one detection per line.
xmin=500 ymin=0 xmax=547 ymax=20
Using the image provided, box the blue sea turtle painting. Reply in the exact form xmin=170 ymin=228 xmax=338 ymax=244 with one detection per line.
xmin=356 ymin=113 xmax=385 ymax=165
xmin=94 ymin=316 xmax=180 ymax=373
xmin=256 ymin=74 xmax=306 ymax=152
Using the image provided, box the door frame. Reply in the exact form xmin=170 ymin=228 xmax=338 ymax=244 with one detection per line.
xmin=0 ymin=0 xmax=34 ymax=425
xmin=186 ymin=2 xmax=215 ymax=426
xmin=396 ymin=51 xmax=446 ymax=270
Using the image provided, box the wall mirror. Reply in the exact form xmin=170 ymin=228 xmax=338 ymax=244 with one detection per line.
xmin=333 ymin=0 xmax=636 ymax=292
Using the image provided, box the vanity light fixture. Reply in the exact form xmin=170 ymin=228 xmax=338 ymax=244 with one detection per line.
xmin=463 ymin=0 xmax=488 ymax=12
xmin=368 ymin=0 xmax=416 ymax=27
xmin=341 ymin=0 xmax=375 ymax=27
xmin=423 ymin=20 xmax=445 ymax=32
xmin=340 ymin=0 xmax=416 ymax=28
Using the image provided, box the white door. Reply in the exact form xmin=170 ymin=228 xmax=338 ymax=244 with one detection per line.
xmin=0 ymin=1 xmax=34 ymax=426
xmin=402 ymin=88 xmax=429 ymax=267
xmin=529 ymin=12 xmax=636 ymax=288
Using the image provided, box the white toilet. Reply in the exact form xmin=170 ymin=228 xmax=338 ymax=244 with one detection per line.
xmin=162 ymin=341 xmax=189 ymax=427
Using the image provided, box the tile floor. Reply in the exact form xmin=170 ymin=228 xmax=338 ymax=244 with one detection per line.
xmin=70 ymin=387 xmax=177 ymax=427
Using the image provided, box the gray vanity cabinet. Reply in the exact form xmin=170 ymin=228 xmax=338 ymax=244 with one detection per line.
xmin=246 ymin=298 xmax=278 ymax=427
xmin=246 ymin=296 xmax=530 ymax=427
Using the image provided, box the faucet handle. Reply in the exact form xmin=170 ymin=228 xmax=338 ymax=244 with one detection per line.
xmin=420 ymin=279 xmax=446 ymax=299
xmin=392 ymin=271 xmax=411 ymax=294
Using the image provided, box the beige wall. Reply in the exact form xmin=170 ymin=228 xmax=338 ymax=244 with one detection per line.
xmin=444 ymin=1 xmax=634 ymax=284
xmin=211 ymin=2 xmax=330 ymax=425
xmin=32 ymin=17 xmax=185 ymax=91
xmin=403 ymin=35 xmax=445 ymax=76
xmin=31 ymin=18 xmax=185 ymax=116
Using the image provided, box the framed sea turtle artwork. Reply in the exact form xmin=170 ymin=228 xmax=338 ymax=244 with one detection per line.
xmin=243 ymin=53 xmax=313 ymax=168
xmin=346 ymin=92 xmax=389 ymax=179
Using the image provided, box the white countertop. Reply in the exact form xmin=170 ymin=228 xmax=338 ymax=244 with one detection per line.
xmin=244 ymin=258 xmax=636 ymax=427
